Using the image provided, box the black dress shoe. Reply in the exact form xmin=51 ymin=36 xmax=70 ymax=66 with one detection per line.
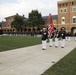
xmin=49 ymin=46 xmax=52 ymax=47
xmin=61 ymin=47 xmax=64 ymax=48
xmin=55 ymin=46 xmax=58 ymax=48
xmin=42 ymin=48 xmax=46 ymax=50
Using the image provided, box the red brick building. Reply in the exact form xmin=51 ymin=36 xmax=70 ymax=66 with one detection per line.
xmin=1 ymin=0 xmax=76 ymax=34
xmin=58 ymin=0 xmax=76 ymax=33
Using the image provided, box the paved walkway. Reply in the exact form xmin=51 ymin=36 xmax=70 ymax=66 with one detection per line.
xmin=0 ymin=37 xmax=76 ymax=75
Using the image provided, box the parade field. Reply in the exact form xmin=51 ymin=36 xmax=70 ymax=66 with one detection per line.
xmin=0 ymin=36 xmax=76 ymax=75
xmin=41 ymin=48 xmax=76 ymax=75
xmin=0 ymin=36 xmax=41 ymax=52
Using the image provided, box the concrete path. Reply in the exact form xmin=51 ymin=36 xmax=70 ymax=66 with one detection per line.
xmin=0 ymin=37 xmax=76 ymax=75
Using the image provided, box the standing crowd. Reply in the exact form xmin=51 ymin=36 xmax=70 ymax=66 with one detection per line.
xmin=41 ymin=28 xmax=76 ymax=50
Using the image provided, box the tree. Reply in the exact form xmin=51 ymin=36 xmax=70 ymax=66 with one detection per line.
xmin=28 ymin=10 xmax=43 ymax=26
xmin=11 ymin=14 xmax=25 ymax=31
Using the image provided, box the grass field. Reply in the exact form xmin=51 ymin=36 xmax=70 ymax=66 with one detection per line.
xmin=0 ymin=36 xmax=41 ymax=52
xmin=1 ymin=36 xmax=76 ymax=75
xmin=41 ymin=48 xmax=76 ymax=75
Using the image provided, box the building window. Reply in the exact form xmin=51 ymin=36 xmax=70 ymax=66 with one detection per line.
xmin=72 ymin=2 xmax=74 ymax=5
xmin=72 ymin=16 xmax=76 ymax=24
xmin=63 ymin=4 xmax=64 ymax=6
xmin=60 ymin=9 xmax=63 ymax=13
xmin=61 ymin=17 xmax=65 ymax=24
xmin=72 ymin=7 xmax=76 ymax=12
xmin=60 ymin=8 xmax=67 ymax=13
xmin=64 ymin=9 xmax=67 ymax=13
xmin=65 ymin=3 xmax=67 ymax=6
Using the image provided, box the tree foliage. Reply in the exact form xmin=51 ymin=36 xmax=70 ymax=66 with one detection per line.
xmin=28 ymin=10 xmax=43 ymax=26
xmin=11 ymin=10 xmax=44 ymax=31
xmin=11 ymin=14 xmax=25 ymax=31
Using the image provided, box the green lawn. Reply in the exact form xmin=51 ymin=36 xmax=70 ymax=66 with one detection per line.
xmin=41 ymin=48 xmax=76 ymax=75
xmin=0 ymin=36 xmax=41 ymax=52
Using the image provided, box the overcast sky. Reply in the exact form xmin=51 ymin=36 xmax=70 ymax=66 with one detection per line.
xmin=0 ymin=0 xmax=62 ymax=21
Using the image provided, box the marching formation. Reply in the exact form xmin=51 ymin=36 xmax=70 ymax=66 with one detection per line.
xmin=41 ymin=27 xmax=76 ymax=50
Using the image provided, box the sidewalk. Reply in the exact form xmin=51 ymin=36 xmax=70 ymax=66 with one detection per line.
xmin=0 ymin=37 xmax=76 ymax=75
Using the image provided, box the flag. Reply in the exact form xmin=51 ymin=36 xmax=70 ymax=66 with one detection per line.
xmin=48 ymin=14 xmax=54 ymax=36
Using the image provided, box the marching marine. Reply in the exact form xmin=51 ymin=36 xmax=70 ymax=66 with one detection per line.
xmin=67 ymin=32 xmax=71 ymax=42
xmin=41 ymin=28 xmax=48 ymax=50
xmin=54 ymin=29 xmax=59 ymax=48
xmin=49 ymin=31 xmax=54 ymax=47
xmin=61 ymin=28 xmax=66 ymax=48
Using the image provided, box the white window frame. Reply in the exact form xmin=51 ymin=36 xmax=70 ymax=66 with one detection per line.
xmin=64 ymin=8 xmax=67 ymax=13
xmin=72 ymin=16 xmax=76 ymax=24
xmin=60 ymin=8 xmax=67 ymax=13
xmin=72 ymin=7 xmax=76 ymax=12
xmin=60 ymin=9 xmax=63 ymax=13
xmin=61 ymin=17 xmax=65 ymax=24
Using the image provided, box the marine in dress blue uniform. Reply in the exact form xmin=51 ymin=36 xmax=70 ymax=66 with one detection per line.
xmin=68 ymin=32 xmax=71 ymax=42
xmin=61 ymin=28 xmax=66 ymax=48
xmin=54 ymin=29 xmax=59 ymax=48
xmin=49 ymin=31 xmax=54 ymax=47
xmin=65 ymin=32 xmax=68 ymax=41
xmin=41 ymin=28 xmax=48 ymax=50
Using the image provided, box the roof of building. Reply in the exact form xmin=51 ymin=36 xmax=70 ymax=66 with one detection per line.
xmin=5 ymin=14 xmax=58 ymax=21
xmin=58 ymin=0 xmax=76 ymax=4
xmin=5 ymin=14 xmax=27 ymax=20
xmin=5 ymin=15 xmax=15 ymax=19
xmin=63 ymin=0 xmax=75 ymax=1
xmin=42 ymin=15 xmax=58 ymax=20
